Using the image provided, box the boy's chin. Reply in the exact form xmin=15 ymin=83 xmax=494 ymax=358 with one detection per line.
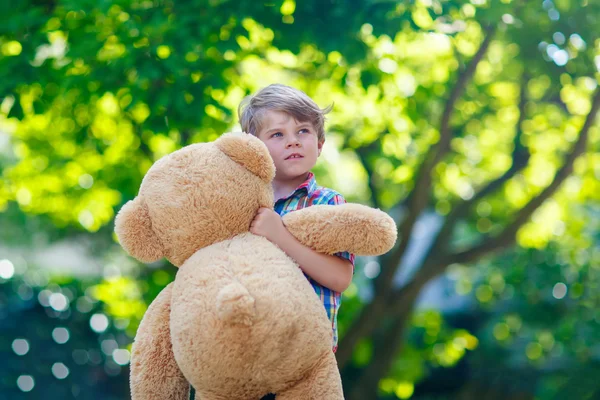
xmin=276 ymin=169 xmax=311 ymax=181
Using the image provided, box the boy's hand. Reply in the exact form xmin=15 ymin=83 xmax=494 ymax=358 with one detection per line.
xmin=250 ymin=208 xmax=287 ymax=244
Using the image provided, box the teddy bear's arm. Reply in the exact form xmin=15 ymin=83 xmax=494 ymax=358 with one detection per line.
xmin=281 ymin=203 xmax=397 ymax=256
xmin=130 ymin=283 xmax=190 ymax=400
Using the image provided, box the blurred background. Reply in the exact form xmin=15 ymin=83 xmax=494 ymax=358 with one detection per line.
xmin=1 ymin=0 xmax=599 ymax=399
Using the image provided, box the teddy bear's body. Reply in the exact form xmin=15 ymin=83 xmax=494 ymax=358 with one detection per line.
xmin=115 ymin=133 xmax=397 ymax=399
xmin=170 ymin=233 xmax=335 ymax=399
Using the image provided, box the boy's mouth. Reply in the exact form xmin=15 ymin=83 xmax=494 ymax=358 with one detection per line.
xmin=285 ymin=153 xmax=304 ymax=160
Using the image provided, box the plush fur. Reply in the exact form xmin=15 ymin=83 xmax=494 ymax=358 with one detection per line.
xmin=114 ymin=132 xmax=397 ymax=400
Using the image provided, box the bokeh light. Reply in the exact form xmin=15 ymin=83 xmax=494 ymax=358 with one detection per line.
xmin=0 ymin=259 xmax=15 ymax=279
xmin=363 ymin=261 xmax=381 ymax=279
xmin=112 ymin=349 xmax=131 ymax=365
xmin=49 ymin=292 xmax=69 ymax=311
xmin=552 ymin=282 xmax=567 ymax=299
xmin=90 ymin=313 xmax=109 ymax=333
xmin=52 ymin=327 xmax=70 ymax=344
xmin=51 ymin=362 xmax=69 ymax=379
xmin=16 ymin=375 xmax=35 ymax=392
xmin=12 ymin=339 xmax=30 ymax=356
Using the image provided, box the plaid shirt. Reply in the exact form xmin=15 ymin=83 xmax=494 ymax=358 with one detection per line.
xmin=274 ymin=172 xmax=355 ymax=352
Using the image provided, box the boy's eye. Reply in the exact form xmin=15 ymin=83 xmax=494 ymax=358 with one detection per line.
xmin=298 ymin=128 xmax=310 ymax=134
xmin=271 ymin=132 xmax=283 ymax=138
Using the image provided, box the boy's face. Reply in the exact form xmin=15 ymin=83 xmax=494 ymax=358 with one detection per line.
xmin=256 ymin=109 xmax=323 ymax=183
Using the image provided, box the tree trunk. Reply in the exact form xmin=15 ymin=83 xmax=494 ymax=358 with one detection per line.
xmin=345 ymin=284 xmax=424 ymax=399
xmin=336 ymin=252 xmax=400 ymax=367
xmin=339 ymin=24 xmax=600 ymax=400
xmin=337 ymin=23 xmax=497 ymax=371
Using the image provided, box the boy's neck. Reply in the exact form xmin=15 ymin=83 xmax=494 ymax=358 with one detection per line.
xmin=272 ymin=172 xmax=311 ymax=201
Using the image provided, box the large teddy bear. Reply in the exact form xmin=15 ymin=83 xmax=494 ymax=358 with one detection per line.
xmin=114 ymin=132 xmax=397 ymax=400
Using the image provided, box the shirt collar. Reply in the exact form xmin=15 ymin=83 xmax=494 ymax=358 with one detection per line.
xmin=276 ymin=172 xmax=317 ymax=202
xmin=296 ymin=172 xmax=317 ymax=196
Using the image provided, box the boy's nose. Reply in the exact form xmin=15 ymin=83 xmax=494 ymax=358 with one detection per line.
xmin=286 ymin=139 xmax=301 ymax=148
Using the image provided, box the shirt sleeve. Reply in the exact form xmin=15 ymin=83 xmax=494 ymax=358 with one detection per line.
xmin=327 ymin=194 xmax=356 ymax=271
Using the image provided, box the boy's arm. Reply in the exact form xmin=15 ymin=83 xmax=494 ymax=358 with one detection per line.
xmin=250 ymin=208 xmax=353 ymax=293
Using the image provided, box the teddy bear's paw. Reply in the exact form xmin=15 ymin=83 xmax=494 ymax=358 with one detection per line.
xmin=216 ymin=282 xmax=256 ymax=326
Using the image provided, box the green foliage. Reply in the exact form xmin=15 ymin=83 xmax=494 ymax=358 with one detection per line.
xmin=457 ymin=238 xmax=600 ymax=399
xmin=1 ymin=0 xmax=600 ymax=398
xmin=0 ymin=274 xmax=129 ymax=399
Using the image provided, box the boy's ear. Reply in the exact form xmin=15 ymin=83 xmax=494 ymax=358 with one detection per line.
xmin=114 ymin=197 xmax=165 ymax=263
xmin=317 ymin=139 xmax=324 ymax=156
xmin=215 ymin=132 xmax=275 ymax=183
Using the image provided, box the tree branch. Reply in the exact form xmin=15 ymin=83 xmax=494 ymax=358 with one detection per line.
xmin=429 ymin=73 xmax=531 ymax=255
xmin=336 ymin=271 xmax=389 ymax=367
xmin=336 ymin=25 xmax=497 ymax=369
xmin=448 ymin=87 xmax=600 ymax=266
xmin=385 ymin=255 xmax=448 ymax=314
xmin=134 ymin=122 xmax=154 ymax=160
xmin=375 ymin=24 xmax=497 ymax=290
xmin=436 ymin=24 xmax=497 ymax=164
xmin=346 ymin=304 xmax=416 ymax=400
xmin=180 ymin=129 xmax=192 ymax=146
xmin=543 ymin=93 xmax=570 ymax=114
xmin=346 ymin=262 xmax=438 ymax=399
xmin=355 ymin=138 xmax=383 ymax=209
xmin=349 ymin=84 xmax=600 ymax=400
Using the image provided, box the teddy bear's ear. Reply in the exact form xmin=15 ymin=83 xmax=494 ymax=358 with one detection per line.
xmin=215 ymin=132 xmax=275 ymax=183
xmin=114 ymin=197 xmax=165 ymax=263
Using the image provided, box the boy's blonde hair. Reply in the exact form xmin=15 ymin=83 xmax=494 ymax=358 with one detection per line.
xmin=238 ymin=84 xmax=332 ymax=142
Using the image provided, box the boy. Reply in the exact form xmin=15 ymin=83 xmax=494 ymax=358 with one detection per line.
xmin=238 ymin=83 xmax=355 ymax=358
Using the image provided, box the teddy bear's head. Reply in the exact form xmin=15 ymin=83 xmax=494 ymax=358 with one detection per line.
xmin=114 ymin=133 xmax=275 ymax=266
